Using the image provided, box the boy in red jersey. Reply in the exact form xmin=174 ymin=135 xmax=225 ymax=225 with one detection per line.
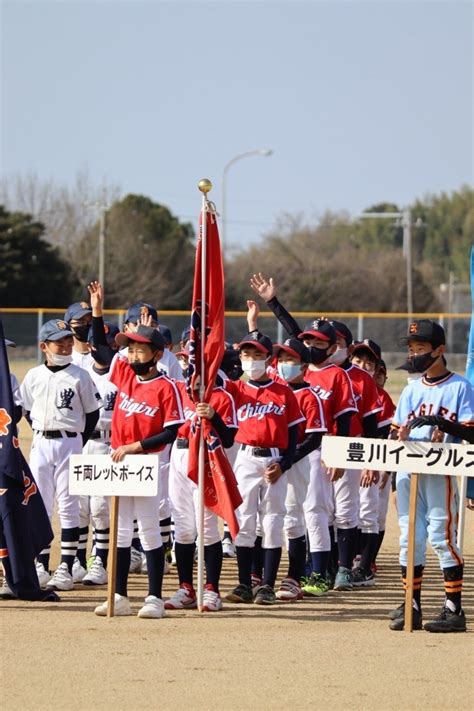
xmin=166 ymin=347 xmax=238 ymax=612
xmin=224 ymin=331 xmax=305 ymax=606
xmin=94 ymin=325 xmax=184 ymax=619
xmin=250 ymin=274 xmax=359 ymax=590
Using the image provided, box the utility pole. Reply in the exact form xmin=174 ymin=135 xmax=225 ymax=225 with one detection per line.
xmin=85 ymin=187 xmax=110 ymax=302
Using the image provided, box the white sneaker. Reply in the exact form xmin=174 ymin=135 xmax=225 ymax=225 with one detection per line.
xmin=137 ymin=595 xmax=165 ymax=619
xmin=222 ymin=539 xmax=236 ymax=558
xmin=140 ymin=553 xmax=148 ymax=575
xmin=164 ymin=584 xmax=197 ymax=610
xmin=46 ymin=562 xmax=74 ymax=591
xmin=83 ymin=557 xmax=108 ymax=586
xmin=202 ymin=586 xmax=223 ymax=612
xmin=0 ymin=577 xmax=15 ymax=599
xmin=94 ymin=593 xmax=132 ymax=617
xmin=36 ymin=561 xmax=51 ymax=588
xmin=129 ymin=547 xmax=143 ymax=573
xmin=72 ymin=557 xmax=87 ymax=583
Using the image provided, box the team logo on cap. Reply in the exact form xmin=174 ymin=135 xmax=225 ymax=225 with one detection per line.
xmin=0 ymin=408 xmax=12 ymax=436
xmin=251 ymin=332 xmax=259 ymax=340
xmin=140 ymin=306 xmax=149 ymax=317
xmin=284 ymin=339 xmax=292 ymax=346
xmin=80 ymin=302 xmax=89 ymax=309
xmin=57 ymin=320 xmax=67 ymax=330
xmin=409 ymin=322 xmax=418 ymax=334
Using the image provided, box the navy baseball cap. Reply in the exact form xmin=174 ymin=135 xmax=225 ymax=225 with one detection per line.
xmin=158 ymin=324 xmax=172 ymax=346
xmin=400 ymin=319 xmax=446 ymax=347
xmin=116 ymin=325 xmax=165 ymax=351
xmin=88 ymin=321 xmax=120 ymax=347
xmin=274 ymin=337 xmax=310 ymax=363
xmin=124 ymin=302 xmax=158 ymax=324
xmin=40 ymin=319 xmax=74 ymax=342
xmin=328 ymin=320 xmax=353 ymax=345
xmin=299 ymin=319 xmax=337 ymax=344
xmin=350 ymin=339 xmax=382 ymax=362
xmin=238 ymin=331 xmax=273 ymax=355
xmin=64 ymin=301 xmax=92 ymax=323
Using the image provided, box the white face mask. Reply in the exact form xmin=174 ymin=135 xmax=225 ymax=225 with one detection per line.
xmin=327 ymin=347 xmax=347 ymax=365
xmin=46 ymin=350 xmax=72 ymax=366
xmin=241 ymin=359 xmax=268 ymax=380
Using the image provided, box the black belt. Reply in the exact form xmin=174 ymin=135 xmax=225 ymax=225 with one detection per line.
xmin=89 ymin=430 xmax=111 ymax=440
xmin=37 ymin=430 xmax=77 ymax=439
xmin=241 ymin=444 xmax=281 ymax=457
xmin=176 ymin=437 xmax=189 ymax=449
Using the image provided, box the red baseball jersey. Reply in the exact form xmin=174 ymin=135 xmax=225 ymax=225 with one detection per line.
xmin=175 ymin=381 xmax=238 ymax=439
xmin=224 ymin=379 xmax=305 ymax=449
xmin=293 ymin=385 xmax=327 ymax=443
xmin=110 ymin=358 xmax=184 ymax=452
xmin=304 ymin=364 xmax=357 ymax=435
xmin=376 ymin=385 xmax=396 ymax=429
xmin=345 ymin=365 xmax=383 ymax=437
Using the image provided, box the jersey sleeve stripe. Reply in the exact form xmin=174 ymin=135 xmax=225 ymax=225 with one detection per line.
xmin=333 ymin=406 xmax=357 ymax=419
xmin=363 ymin=406 xmax=383 ymax=417
xmin=289 ymin=415 xmax=306 ymax=427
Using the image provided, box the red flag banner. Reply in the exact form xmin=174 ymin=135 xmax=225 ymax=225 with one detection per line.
xmin=187 ymin=203 xmax=242 ymax=536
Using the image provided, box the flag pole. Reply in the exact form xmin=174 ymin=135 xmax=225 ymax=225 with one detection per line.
xmin=197 ymin=178 xmax=212 ymax=611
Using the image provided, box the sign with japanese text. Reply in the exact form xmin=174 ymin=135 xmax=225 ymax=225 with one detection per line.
xmin=69 ymin=455 xmax=159 ymax=496
xmin=321 ymin=437 xmax=473 ymax=477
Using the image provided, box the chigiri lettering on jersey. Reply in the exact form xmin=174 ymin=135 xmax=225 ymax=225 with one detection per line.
xmin=237 ymin=400 xmax=286 ymax=421
xmin=117 ymin=392 xmax=159 ymax=418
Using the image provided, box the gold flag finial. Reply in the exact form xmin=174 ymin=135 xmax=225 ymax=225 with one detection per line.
xmin=198 ymin=178 xmax=213 ymax=195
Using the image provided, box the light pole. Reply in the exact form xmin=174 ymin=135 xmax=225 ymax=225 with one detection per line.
xmin=85 ymin=187 xmax=110 ymax=298
xmin=359 ymin=208 xmax=415 ymax=319
xmin=221 ymin=148 xmax=273 ymax=252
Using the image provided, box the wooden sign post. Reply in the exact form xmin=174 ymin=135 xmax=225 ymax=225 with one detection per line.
xmin=321 ymin=436 xmax=473 ymax=632
xmin=69 ymin=454 xmax=159 ymax=618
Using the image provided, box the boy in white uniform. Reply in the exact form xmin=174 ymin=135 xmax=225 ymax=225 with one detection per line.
xmin=20 ymin=319 xmax=102 ymax=591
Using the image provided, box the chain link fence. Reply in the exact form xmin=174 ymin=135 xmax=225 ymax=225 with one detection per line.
xmin=1 ymin=308 xmax=471 ymax=370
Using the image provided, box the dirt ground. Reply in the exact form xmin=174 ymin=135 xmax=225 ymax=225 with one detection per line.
xmin=1 ymin=362 xmax=473 ymax=710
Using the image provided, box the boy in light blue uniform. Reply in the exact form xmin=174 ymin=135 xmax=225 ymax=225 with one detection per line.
xmin=390 ymin=319 xmax=474 ymax=632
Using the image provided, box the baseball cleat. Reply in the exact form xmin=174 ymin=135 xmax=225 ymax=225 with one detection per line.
xmin=72 ymin=558 xmax=87 ymax=583
xmin=226 ymin=584 xmax=253 ymax=603
xmin=164 ymin=584 xmax=197 ymax=610
xmin=276 ymin=577 xmax=304 ymax=601
xmin=202 ymin=585 xmax=223 ymax=612
xmin=301 ymin=573 xmax=329 ymax=597
xmin=94 ymin=594 xmax=132 ymax=617
xmin=254 ymin=584 xmax=277 ymax=606
xmin=36 ymin=561 xmax=51 ymax=589
xmin=0 ymin=577 xmax=16 ymax=600
xmin=334 ymin=567 xmax=353 ymax=591
xmin=138 ymin=595 xmax=166 ymax=619
xmin=389 ymin=605 xmax=423 ymax=631
xmin=251 ymin=573 xmax=262 ymax=596
xmin=129 ymin=547 xmax=143 ymax=574
xmin=388 ymin=603 xmax=406 ymax=620
xmin=46 ymin=563 xmax=74 ymax=591
xmin=82 ymin=557 xmax=108 ymax=586
xmin=423 ymin=606 xmax=466 ymax=633
xmin=351 ymin=567 xmax=375 ymax=587
xmin=222 ymin=539 xmax=236 ymax=558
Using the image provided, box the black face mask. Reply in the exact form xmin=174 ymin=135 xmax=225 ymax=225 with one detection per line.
xmin=308 ymin=346 xmax=330 ymax=365
xmin=130 ymin=356 xmax=156 ymax=376
xmin=72 ymin=325 xmax=90 ymax=343
xmin=398 ymin=351 xmax=439 ymax=374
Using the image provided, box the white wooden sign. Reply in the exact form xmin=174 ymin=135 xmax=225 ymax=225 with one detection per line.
xmin=69 ymin=454 xmax=159 ymax=496
xmin=321 ymin=436 xmax=473 ymax=478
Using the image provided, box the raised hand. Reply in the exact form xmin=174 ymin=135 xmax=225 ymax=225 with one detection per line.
xmin=139 ymin=312 xmax=153 ymax=328
xmin=250 ymin=272 xmax=277 ymax=302
xmin=88 ymin=281 xmax=103 ymax=316
xmin=246 ymin=299 xmax=260 ymax=332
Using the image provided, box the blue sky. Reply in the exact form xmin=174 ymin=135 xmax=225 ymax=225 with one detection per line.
xmin=1 ymin=0 xmax=472 ymax=249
